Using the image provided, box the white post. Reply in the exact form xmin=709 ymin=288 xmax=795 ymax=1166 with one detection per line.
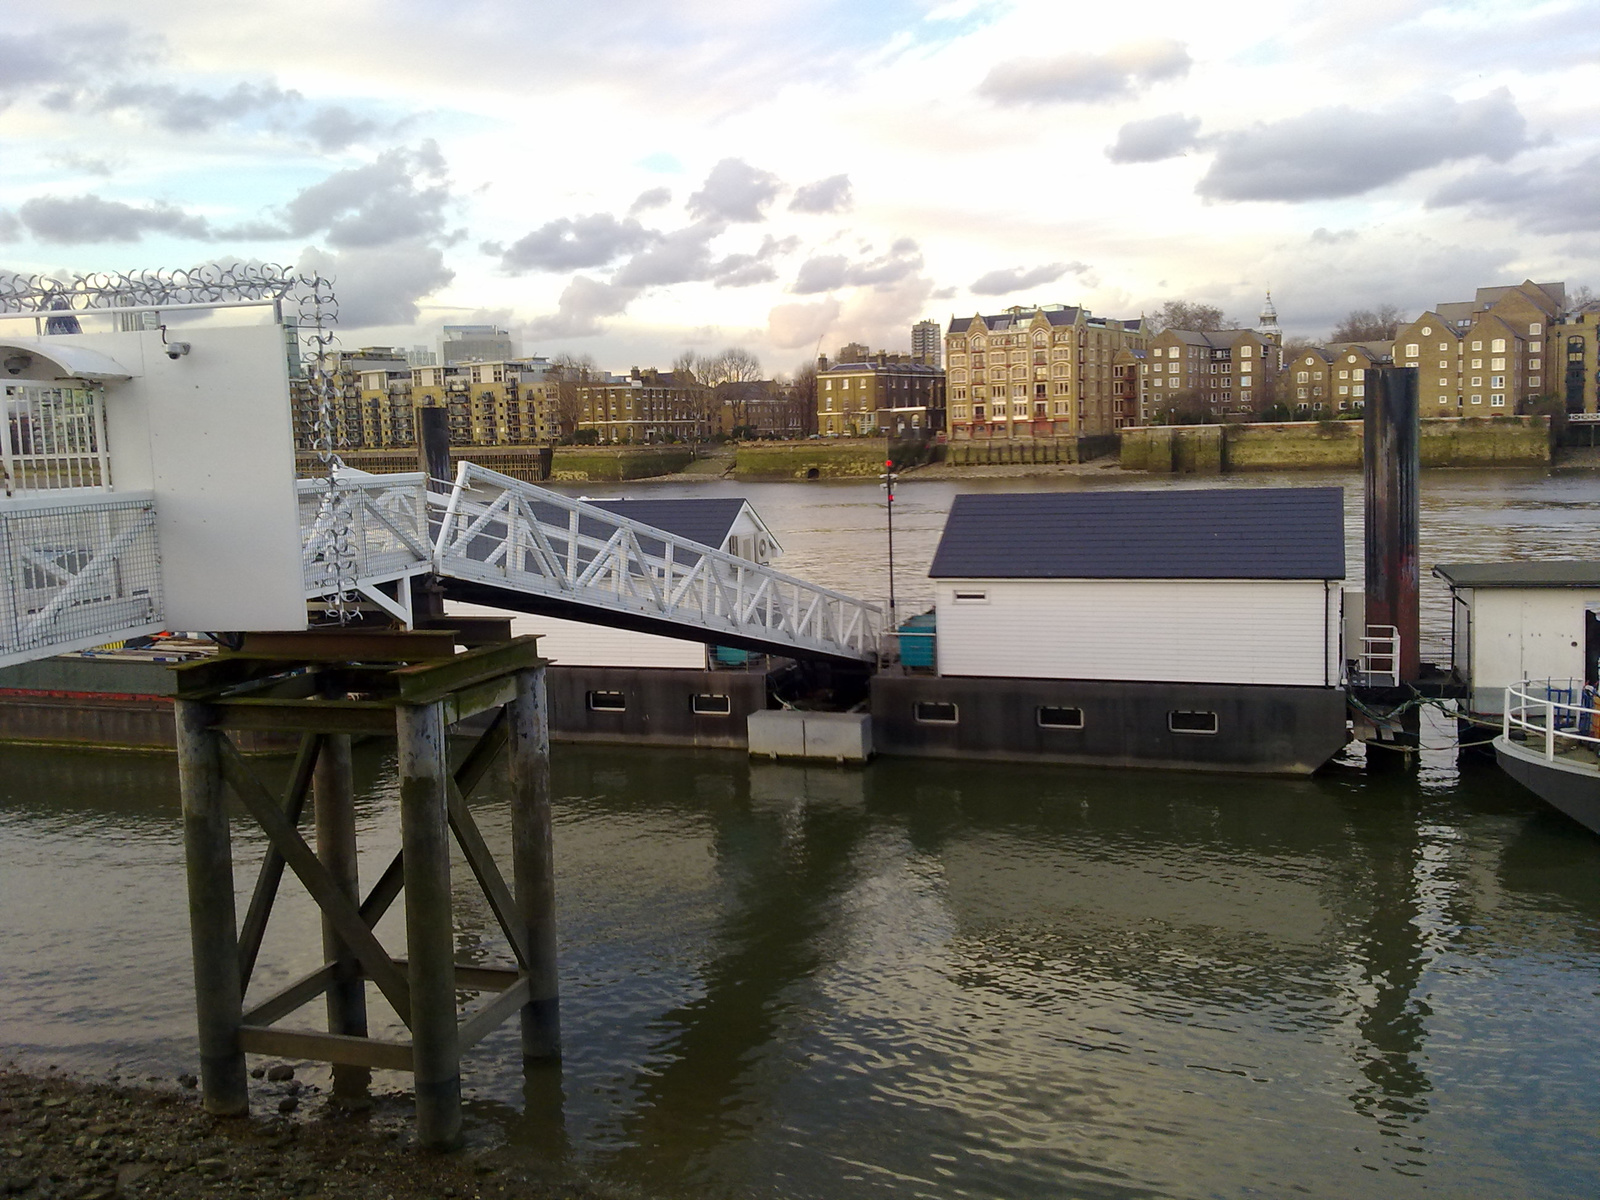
xmin=1547 ymin=700 xmax=1556 ymax=761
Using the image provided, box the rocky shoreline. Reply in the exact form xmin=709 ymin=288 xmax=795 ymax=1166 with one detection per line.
xmin=0 ymin=1065 xmax=640 ymax=1200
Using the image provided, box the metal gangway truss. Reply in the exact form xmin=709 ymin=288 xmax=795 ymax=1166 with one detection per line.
xmin=430 ymin=462 xmax=882 ymax=663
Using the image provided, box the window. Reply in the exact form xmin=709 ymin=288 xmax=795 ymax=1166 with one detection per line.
xmin=1471 ymin=377 xmax=1482 ymax=386
xmin=1490 ymin=375 xmax=1505 ymax=387
xmin=1531 ymin=358 xmax=1542 ymax=370
xmin=1439 ymin=360 xmax=1449 ymax=369
xmin=1421 ymin=326 xmax=1433 ymax=335
xmin=1490 ymin=394 xmax=1505 ymax=407
xmin=915 ymin=701 xmax=958 ymax=724
xmin=1296 ymin=371 xmax=1309 ymax=383
xmin=1037 ymin=705 xmax=1084 ymax=729
xmin=1530 ymin=323 xmax=1542 ymax=335
xmin=953 ymin=589 xmax=988 ymax=602
xmin=1470 ymin=394 xmax=1483 ymax=404
xmin=1491 ymin=358 xmax=1506 ymax=370
xmin=1530 ymin=376 xmax=1541 ymax=387
xmin=1491 ymin=338 xmax=1506 ymax=352
xmin=586 ymin=690 xmax=626 ymax=712
xmin=1404 ymin=343 xmax=1419 ymax=357
xmin=1169 ymin=710 xmax=1218 ymax=734
xmin=691 ymin=693 xmax=732 ymax=716
xmin=1240 ymin=345 xmax=1253 ymax=358
xmin=1472 ymin=340 xmax=1483 ymax=351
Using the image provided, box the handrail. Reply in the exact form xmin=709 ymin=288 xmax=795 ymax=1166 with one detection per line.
xmin=433 ymin=461 xmax=882 ymax=661
xmin=1503 ymin=679 xmax=1600 ymax=762
xmin=1358 ymin=624 xmax=1400 ymax=686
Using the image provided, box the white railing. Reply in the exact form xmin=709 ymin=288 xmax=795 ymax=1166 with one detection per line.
xmin=1358 ymin=624 xmax=1401 ymax=686
xmin=1504 ymin=679 xmax=1600 ymax=761
xmin=0 ymin=492 xmax=163 ymax=667
xmin=434 ymin=461 xmax=883 ymax=660
xmin=298 ymin=471 xmax=432 ymax=622
xmin=2 ymin=383 xmax=111 ymax=497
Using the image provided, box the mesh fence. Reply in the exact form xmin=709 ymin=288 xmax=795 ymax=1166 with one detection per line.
xmin=0 ymin=495 xmax=163 ymax=659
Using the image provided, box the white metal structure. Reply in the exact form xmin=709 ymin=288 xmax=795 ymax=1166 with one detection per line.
xmin=1356 ymin=624 xmax=1401 ymax=687
xmin=2 ymin=383 xmax=112 ymax=496
xmin=433 ymin=462 xmax=882 ymax=661
xmin=0 ymin=491 xmax=163 ymax=667
xmin=298 ymin=471 xmax=432 ymax=626
xmin=1502 ymin=679 xmax=1600 ymax=759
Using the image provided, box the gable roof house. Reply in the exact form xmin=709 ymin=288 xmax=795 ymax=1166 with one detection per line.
xmin=871 ymin=486 xmax=1351 ymax=774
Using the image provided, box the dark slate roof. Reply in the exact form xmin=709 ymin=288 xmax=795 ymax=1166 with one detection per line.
xmin=591 ymin=497 xmax=749 ymax=549
xmin=1433 ymin=562 xmax=1600 ymax=589
xmin=928 ymin=487 xmax=1345 ymax=580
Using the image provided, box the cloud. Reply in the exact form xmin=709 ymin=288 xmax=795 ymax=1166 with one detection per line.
xmin=612 ymin=222 xmax=723 ymax=287
xmin=1107 ymin=113 xmax=1201 ymax=164
xmin=524 ymin=275 xmax=640 ymax=339
xmin=0 ymin=23 xmax=155 ymax=105
xmin=44 ymin=151 xmax=118 ymax=177
xmin=494 ymin=212 xmax=654 ymax=273
xmin=709 ymin=235 xmax=796 ymax=288
xmin=297 ymin=240 xmax=454 ymax=329
xmin=979 ymin=40 xmax=1190 ymax=107
xmin=767 ymin=297 xmax=841 ymax=350
xmin=302 ymin=105 xmax=384 ymax=152
xmin=17 ymin=194 xmax=212 ymax=243
xmin=791 ymin=238 xmax=924 ymax=294
xmin=790 ymin=174 xmax=853 ymax=214
xmin=1196 ymin=89 xmax=1529 ymax=203
xmin=628 ymin=187 xmax=672 ymax=215
xmin=0 ymin=211 xmax=20 ymax=242
xmin=1426 ymin=153 xmax=1600 ymax=235
xmin=274 ymin=142 xmax=452 ymax=247
xmin=687 ymin=158 xmax=782 ymax=223
xmin=970 ymin=262 xmax=1086 ymax=295
xmin=90 ymin=80 xmax=299 ymax=133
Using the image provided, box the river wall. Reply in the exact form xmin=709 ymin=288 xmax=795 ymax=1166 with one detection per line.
xmin=296 ymin=445 xmax=693 ymax=482
xmin=1120 ymin=416 xmax=1552 ymax=474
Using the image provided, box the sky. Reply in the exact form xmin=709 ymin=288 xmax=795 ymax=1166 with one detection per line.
xmin=2 ymin=0 xmax=1597 ymax=377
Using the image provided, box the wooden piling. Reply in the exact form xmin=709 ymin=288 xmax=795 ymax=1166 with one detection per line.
xmin=395 ymin=700 xmax=461 ymax=1149
xmin=175 ymin=700 xmax=248 ymax=1117
xmin=314 ymin=732 xmax=371 ymax=1101
xmin=508 ymin=666 xmax=560 ymax=1062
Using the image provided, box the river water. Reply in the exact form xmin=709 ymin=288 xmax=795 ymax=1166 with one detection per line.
xmin=4 ymin=466 xmax=1600 ymax=1199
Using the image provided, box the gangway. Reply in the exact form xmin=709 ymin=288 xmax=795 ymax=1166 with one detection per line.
xmin=430 ymin=462 xmax=882 ymax=663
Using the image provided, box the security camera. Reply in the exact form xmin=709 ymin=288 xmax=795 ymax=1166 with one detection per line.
xmin=165 ymin=342 xmax=191 ymax=360
xmin=3 ymin=354 xmax=31 ymax=376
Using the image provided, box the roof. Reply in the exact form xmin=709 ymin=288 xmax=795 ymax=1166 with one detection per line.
xmin=590 ymin=497 xmax=776 ymax=554
xmin=928 ymin=487 xmax=1345 ymax=581
xmin=1433 ymin=562 xmax=1600 ymax=589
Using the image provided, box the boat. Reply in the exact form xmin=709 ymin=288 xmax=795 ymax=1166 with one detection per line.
xmin=1494 ymin=679 xmax=1600 ymax=833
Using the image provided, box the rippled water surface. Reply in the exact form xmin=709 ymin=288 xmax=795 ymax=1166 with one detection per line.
xmin=5 ymin=467 xmax=1600 ymax=1199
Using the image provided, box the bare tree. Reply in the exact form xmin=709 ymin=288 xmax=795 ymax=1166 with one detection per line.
xmin=790 ymin=361 xmax=819 ymax=436
xmin=672 ymin=349 xmax=703 ymax=382
xmin=1152 ymin=301 xmax=1234 ymax=333
xmin=1569 ymin=284 xmax=1597 ymax=312
xmin=547 ymin=351 xmax=596 ymax=439
xmin=698 ymin=346 xmax=763 ymax=387
xmin=1330 ymin=304 xmax=1405 ymax=343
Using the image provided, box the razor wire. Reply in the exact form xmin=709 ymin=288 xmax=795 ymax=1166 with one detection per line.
xmin=1 ymin=264 xmax=361 ymax=623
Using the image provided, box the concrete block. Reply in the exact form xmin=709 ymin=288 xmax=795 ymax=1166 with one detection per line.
xmin=801 ymin=712 xmax=872 ymax=761
xmin=748 ymin=710 xmax=806 ymax=757
xmin=746 ymin=710 xmax=873 ymax=761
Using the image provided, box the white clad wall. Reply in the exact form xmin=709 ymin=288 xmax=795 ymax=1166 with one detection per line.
xmin=69 ymin=324 xmax=307 ymax=631
xmin=934 ymin=578 xmax=1335 ymax=687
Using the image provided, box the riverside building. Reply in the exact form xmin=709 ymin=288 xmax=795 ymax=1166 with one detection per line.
xmin=944 ymin=304 xmax=1149 ymax=439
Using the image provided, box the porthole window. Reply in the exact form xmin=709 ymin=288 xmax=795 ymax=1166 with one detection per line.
xmin=1037 ymin=706 xmax=1084 ymax=729
xmin=915 ymin=701 xmax=959 ymax=724
xmin=691 ymin=693 xmax=732 ymax=716
xmin=586 ymin=691 xmax=627 ymax=712
xmin=1168 ymin=710 xmax=1218 ymax=735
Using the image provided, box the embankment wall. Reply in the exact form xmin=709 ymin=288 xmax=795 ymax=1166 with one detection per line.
xmin=1120 ymin=417 xmax=1551 ymax=473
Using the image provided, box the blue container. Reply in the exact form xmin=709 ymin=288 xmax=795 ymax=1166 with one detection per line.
xmin=897 ymin=613 xmax=936 ymax=668
xmin=712 ymin=645 xmax=751 ymax=667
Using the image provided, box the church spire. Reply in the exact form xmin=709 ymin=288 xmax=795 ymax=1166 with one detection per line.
xmin=1256 ymin=291 xmax=1280 ymax=339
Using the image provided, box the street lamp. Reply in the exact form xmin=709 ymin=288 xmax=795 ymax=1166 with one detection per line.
xmin=881 ymin=454 xmax=898 ymax=633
